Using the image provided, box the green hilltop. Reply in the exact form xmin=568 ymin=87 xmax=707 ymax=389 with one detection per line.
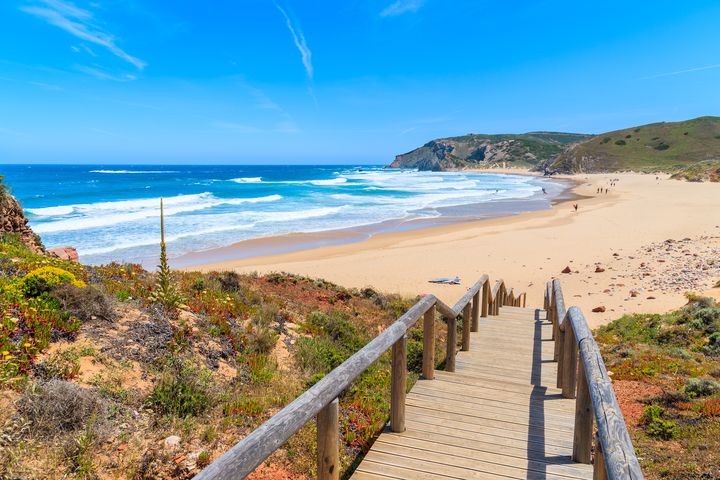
xmin=548 ymin=116 xmax=720 ymax=173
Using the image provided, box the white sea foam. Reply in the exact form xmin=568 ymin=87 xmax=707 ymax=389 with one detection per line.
xmin=309 ymin=177 xmax=347 ymax=186
xmin=90 ymin=170 xmax=178 ymax=174
xmin=230 ymin=177 xmax=262 ymax=183
xmin=32 ymin=193 xmax=282 ymax=234
xmin=27 ymin=205 xmax=74 ymax=216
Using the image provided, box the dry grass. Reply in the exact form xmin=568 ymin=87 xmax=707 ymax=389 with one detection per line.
xmin=16 ymin=380 xmax=107 ymax=437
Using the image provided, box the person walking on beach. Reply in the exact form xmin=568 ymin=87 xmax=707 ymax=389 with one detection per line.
xmin=573 ymin=203 xmax=578 ymax=212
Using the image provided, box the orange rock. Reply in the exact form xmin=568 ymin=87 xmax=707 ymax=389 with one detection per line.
xmin=48 ymin=246 xmax=79 ymax=262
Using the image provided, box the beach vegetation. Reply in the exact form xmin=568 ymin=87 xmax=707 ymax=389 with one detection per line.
xmin=598 ymin=296 xmax=720 ymax=477
xmin=147 ymin=361 xmax=212 ymax=417
xmin=0 ymin=229 xmax=425 ymax=477
xmin=149 ymin=198 xmax=184 ymax=314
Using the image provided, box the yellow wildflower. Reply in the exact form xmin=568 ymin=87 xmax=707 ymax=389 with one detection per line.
xmin=23 ymin=343 xmax=31 ymax=347
xmin=1 ymin=351 xmax=8 ymax=356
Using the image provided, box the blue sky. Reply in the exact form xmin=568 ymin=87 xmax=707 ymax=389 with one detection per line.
xmin=1 ymin=0 xmax=719 ymax=164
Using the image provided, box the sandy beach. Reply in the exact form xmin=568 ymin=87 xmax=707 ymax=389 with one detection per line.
xmin=193 ymin=173 xmax=720 ymax=327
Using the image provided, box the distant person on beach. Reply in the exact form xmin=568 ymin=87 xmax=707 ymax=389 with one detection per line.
xmin=542 ymin=187 xmax=547 ymax=194
xmin=573 ymin=203 xmax=578 ymax=212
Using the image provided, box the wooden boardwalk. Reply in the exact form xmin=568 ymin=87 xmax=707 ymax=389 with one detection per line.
xmin=352 ymin=306 xmax=594 ymax=480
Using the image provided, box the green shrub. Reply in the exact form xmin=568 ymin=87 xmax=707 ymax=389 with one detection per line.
xmin=296 ymin=336 xmax=349 ymax=374
xmin=218 ymin=271 xmax=241 ymax=292
xmin=147 ymin=364 xmax=211 ymax=417
xmin=640 ymin=405 xmax=676 ymax=440
xmin=614 ymin=140 xmax=626 ymax=146
xmin=21 ymin=266 xmax=86 ymax=297
xmin=407 ymin=338 xmax=424 ymax=374
xmin=654 ymin=143 xmax=670 ymax=151
xmin=197 ymin=451 xmax=211 ymax=467
xmin=645 ymin=418 xmax=677 ymax=440
xmin=702 ymin=332 xmax=720 ymax=357
xmin=685 ymin=378 xmax=720 ymax=398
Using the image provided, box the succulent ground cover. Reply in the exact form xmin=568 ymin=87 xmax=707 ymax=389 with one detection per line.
xmin=596 ymin=295 xmax=720 ymax=479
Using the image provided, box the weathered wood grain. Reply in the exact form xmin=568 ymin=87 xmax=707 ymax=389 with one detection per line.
xmin=421 ymin=306 xmax=435 ymax=380
xmin=317 ymin=398 xmax=339 ymax=480
xmin=391 ymin=335 xmax=407 ymax=433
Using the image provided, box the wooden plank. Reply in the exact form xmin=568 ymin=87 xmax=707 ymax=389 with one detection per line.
xmin=410 ymin=384 xmax=576 ymax=415
xmin=407 ymin=390 xmax=576 ymax=424
xmin=401 ymin=421 xmax=577 ymax=458
xmin=406 ymin=391 xmax=577 ymax=425
xmin=357 ymin=459 xmax=458 ymax=480
xmin=405 ymin=414 xmax=575 ymax=450
xmin=373 ymin=437 xmax=594 ymax=478
xmin=362 ymin=449 xmax=586 ymax=480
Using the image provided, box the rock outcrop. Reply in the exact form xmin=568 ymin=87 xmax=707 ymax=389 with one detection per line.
xmin=48 ymin=246 xmax=80 ymax=263
xmin=0 ymin=190 xmax=45 ymax=254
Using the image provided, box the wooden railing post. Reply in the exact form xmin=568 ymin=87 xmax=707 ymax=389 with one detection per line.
xmin=556 ymin=323 xmax=565 ymax=389
xmin=462 ymin=303 xmax=471 ymax=351
xmin=445 ymin=317 xmax=457 ymax=372
xmin=481 ymin=281 xmax=489 ymax=318
xmin=422 ymin=306 xmax=436 ymax=380
xmin=593 ymin=435 xmax=607 ymax=480
xmin=471 ymin=291 xmax=480 ymax=332
xmin=317 ymin=398 xmax=339 ymax=480
xmin=391 ymin=335 xmax=407 ymax=433
xmin=573 ymin=357 xmax=593 ymax=463
xmin=562 ymin=325 xmax=577 ymax=398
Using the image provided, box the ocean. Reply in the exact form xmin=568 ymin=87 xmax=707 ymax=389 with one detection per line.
xmin=0 ymin=165 xmax=564 ymax=267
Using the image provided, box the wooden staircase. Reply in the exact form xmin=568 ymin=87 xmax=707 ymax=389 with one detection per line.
xmin=352 ymin=306 xmax=593 ymax=479
xmin=195 ymin=277 xmax=642 ymax=480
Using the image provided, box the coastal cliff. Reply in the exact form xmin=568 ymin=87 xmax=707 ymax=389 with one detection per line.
xmin=389 ymin=132 xmax=593 ymax=171
xmin=0 ymin=182 xmax=44 ymax=253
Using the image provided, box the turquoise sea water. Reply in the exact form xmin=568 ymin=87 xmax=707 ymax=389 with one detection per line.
xmin=0 ymin=165 xmax=562 ymax=266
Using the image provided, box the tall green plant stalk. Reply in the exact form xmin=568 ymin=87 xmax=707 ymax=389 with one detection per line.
xmin=151 ymin=198 xmax=183 ymax=312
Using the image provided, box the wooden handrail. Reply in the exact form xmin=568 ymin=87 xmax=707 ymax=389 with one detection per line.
xmin=195 ymin=275 xmax=523 ymax=480
xmin=545 ymin=280 xmax=643 ymax=479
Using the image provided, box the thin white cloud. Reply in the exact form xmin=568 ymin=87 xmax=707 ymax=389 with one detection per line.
xmin=75 ymin=65 xmax=137 ymax=81
xmin=640 ymin=63 xmax=720 ymax=80
xmin=380 ymin=0 xmax=426 ymax=17
xmin=21 ymin=0 xmax=146 ymax=70
xmin=274 ymin=3 xmax=313 ymax=81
